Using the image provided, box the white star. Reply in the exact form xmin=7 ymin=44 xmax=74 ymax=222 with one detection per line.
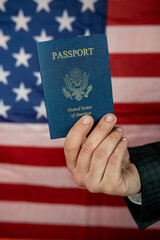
xmin=34 ymin=29 xmax=53 ymax=42
xmin=0 ymin=100 xmax=11 ymax=118
xmin=33 ymin=72 xmax=41 ymax=85
xmin=78 ymin=29 xmax=91 ymax=37
xmin=0 ymin=65 xmax=10 ymax=85
xmin=84 ymin=29 xmax=91 ymax=36
xmin=11 ymin=10 xmax=31 ymax=32
xmin=12 ymin=47 xmax=32 ymax=67
xmin=79 ymin=0 xmax=98 ymax=13
xmin=33 ymin=0 xmax=53 ymax=12
xmin=0 ymin=29 xmax=11 ymax=50
xmin=12 ymin=82 xmax=32 ymax=102
xmin=0 ymin=0 xmax=7 ymax=12
xmin=33 ymin=100 xmax=47 ymax=119
xmin=55 ymin=10 xmax=76 ymax=32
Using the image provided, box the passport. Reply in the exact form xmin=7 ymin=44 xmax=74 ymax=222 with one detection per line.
xmin=37 ymin=34 xmax=114 ymax=139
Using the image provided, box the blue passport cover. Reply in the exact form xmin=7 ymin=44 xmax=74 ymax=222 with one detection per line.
xmin=37 ymin=34 xmax=114 ymax=139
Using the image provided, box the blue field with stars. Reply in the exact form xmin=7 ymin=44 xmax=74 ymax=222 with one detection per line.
xmin=0 ymin=0 xmax=107 ymax=123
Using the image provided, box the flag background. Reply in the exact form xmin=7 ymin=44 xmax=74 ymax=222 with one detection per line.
xmin=0 ymin=0 xmax=160 ymax=239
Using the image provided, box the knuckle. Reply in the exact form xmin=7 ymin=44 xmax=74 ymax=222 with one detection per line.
xmin=81 ymin=141 xmax=94 ymax=155
xmin=94 ymin=147 xmax=107 ymax=160
xmin=74 ymin=174 xmax=83 ymax=187
xmin=86 ymin=182 xmax=97 ymax=193
xmin=100 ymin=183 xmax=113 ymax=195
xmin=101 ymin=182 xmax=118 ymax=195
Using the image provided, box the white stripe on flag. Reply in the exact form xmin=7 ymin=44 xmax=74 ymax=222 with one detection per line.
xmin=112 ymin=77 xmax=160 ymax=103
xmin=0 ymin=124 xmax=159 ymax=147
xmin=0 ymin=201 xmax=160 ymax=229
xmin=0 ymin=164 xmax=76 ymax=188
xmin=106 ymin=26 xmax=160 ymax=53
xmin=0 ymin=123 xmax=64 ymax=147
xmin=123 ymin=125 xmax=160 ymax=146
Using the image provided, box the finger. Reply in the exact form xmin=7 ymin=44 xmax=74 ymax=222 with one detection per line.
xmin=85 ymin=127 xmax=124 ymax=188
xmin=101 ymin=137 xmax=128 ymax=194
xmin=75 ymin=114 xmax=117 ymax=175
xmin=121 ymin=149 xmax=131 ymax=170
xmin=64 ymin=115 xmax=94 ymax=172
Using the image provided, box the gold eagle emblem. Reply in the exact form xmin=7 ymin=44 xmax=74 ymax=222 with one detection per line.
xmin=62 ymin=68 xmax=92 ymax=101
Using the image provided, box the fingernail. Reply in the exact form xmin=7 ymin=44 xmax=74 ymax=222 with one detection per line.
xmin=115 ymin=127 xmax=123 ymax=132
xmin=122 ymin=137 xmax=127 ymax=141
xmin=82 ymin=116 xmax=92 ymax=125
xmin=105 ymin=115 xmax=114 ymax=122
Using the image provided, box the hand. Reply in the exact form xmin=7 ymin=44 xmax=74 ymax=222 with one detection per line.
xmin=64 ymin=114 xmax=141 ymax=196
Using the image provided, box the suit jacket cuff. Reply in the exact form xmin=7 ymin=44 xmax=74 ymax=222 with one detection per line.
xmin=128 ymin=193 xmax=142 ymax=205
xmin=124 ymin=142 xmax=160 ymax=230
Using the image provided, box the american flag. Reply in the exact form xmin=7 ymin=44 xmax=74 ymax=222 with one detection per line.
xmin=0 ymin=0 xmax=160 ymax=239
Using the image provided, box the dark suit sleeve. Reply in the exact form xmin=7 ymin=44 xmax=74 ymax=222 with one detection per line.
xmin=124 ymin=141 xmax=160 ymax=230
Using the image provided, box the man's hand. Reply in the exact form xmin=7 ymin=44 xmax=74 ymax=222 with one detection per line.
xmin=64 ymin=114 xmax=141 ymax=196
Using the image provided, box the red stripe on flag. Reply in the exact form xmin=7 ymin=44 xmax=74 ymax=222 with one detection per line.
xmin=115 ymin=103 xmax=160 ymax=124
xmin=107 ymin=0 xmax=160 ymax=25
xmin=0 ymin=146 xmax=66 ymax=166
xmin=0 ymin=223 xmax=159 ymax=239
xmin=109 ymin=54 xmax=160 ymax=77
xmin=0 ymin=184 xmax=126 ymax=206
